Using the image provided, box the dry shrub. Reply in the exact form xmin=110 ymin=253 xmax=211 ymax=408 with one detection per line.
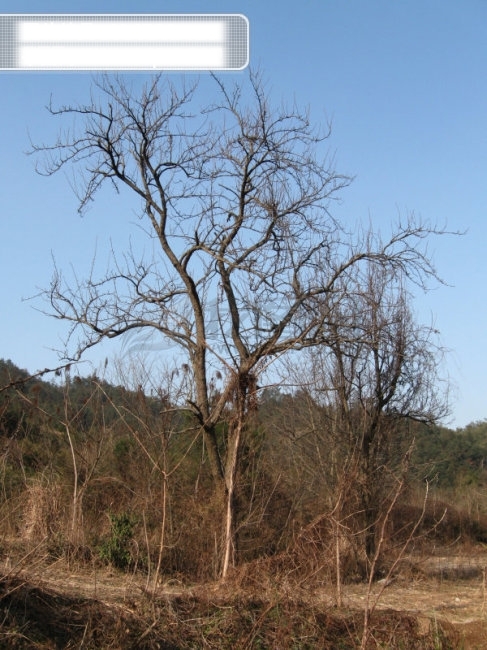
xmin=166 ymin=490 xmax=223 ymax=581
xmin=289 ymin=512 xmax=369 ymax=585
xmin=289 ymin=514 xmax=335 ymax=581
xmin=389 ymin=498 xmax=487 ymax=547
xmin=82 ymin=478 xmax=135 ymax=533
xmin=220 ymin=552 xmax=300 ymax=598
xmin=22 ymin=480 xmax=65 ymax=544
xmin=0 ymin=490 xmax=25 ymax=538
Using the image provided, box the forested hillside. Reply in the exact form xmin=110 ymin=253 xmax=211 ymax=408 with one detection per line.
xmin=2 ymin=358 xmax=486 ymax=585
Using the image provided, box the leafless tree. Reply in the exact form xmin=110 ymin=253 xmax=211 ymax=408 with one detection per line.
xmin=93 ymin=358 xmax=202 ymax=589
xmin=303 ymin=261 xmax=449 ymax=569
xmin=31 ymin=71 xmax=450 ymax=577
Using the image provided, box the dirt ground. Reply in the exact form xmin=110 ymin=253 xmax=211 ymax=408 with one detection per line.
xmin=338 ymin=576 xmax=487 ymax=647
xmin=3 ymin=549 xmax=487 ymax=648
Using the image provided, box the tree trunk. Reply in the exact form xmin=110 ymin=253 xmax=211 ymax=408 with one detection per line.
xmin=221 ymin=374 xmax=249 ymax=579
xmin=221 ymin=414 xmax=243 ymax=578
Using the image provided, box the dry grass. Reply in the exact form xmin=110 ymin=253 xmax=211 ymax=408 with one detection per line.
xmin=3 ymin=544 xmax=486 ymax=649
xmin=0 ymin=570 xmax=457 ymax=649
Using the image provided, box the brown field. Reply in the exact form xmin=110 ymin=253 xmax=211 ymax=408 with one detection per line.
xmin=2 ymin=545 xmax=487 ymax=649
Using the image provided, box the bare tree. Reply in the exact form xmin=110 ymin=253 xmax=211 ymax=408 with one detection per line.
xmin=303 ymin=261 xmax=449 ymax=570
xmin=91 ymin=360 xmax=197 ymax=589
xmin=31 ymin=72 xmax=449 ymax=577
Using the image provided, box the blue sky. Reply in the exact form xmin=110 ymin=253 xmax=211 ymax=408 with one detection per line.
xmin=1 ymin=0 xmax=486 ymax=428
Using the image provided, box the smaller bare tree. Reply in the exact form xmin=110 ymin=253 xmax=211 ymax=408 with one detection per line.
xmin=304 ymin=260 xmax=449 ymax=574
xmin=97 ymin=357 xmax=207 ymax=587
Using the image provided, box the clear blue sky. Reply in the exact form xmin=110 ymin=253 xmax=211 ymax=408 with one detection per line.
xmin=1 ymin=0 xmax=486 ymax=428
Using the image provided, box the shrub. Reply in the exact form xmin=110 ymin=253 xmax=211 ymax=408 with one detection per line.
xmin=99 ymin=512 xmax=135 ymax=570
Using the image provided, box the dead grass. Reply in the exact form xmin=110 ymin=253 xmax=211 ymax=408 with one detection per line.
xmin=2 ymin=533 xmax=487 ymax=648
xmin=0 ymin=570 xmax=457 ymax=649
xmin=3 ymin=547 xmax=485 ymax=649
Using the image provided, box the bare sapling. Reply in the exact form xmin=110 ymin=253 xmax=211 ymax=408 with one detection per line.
xmin=360 ymin=444 xmax=436 ymax=650
xmin=94 ymin=363 xmax=202 ymax=591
